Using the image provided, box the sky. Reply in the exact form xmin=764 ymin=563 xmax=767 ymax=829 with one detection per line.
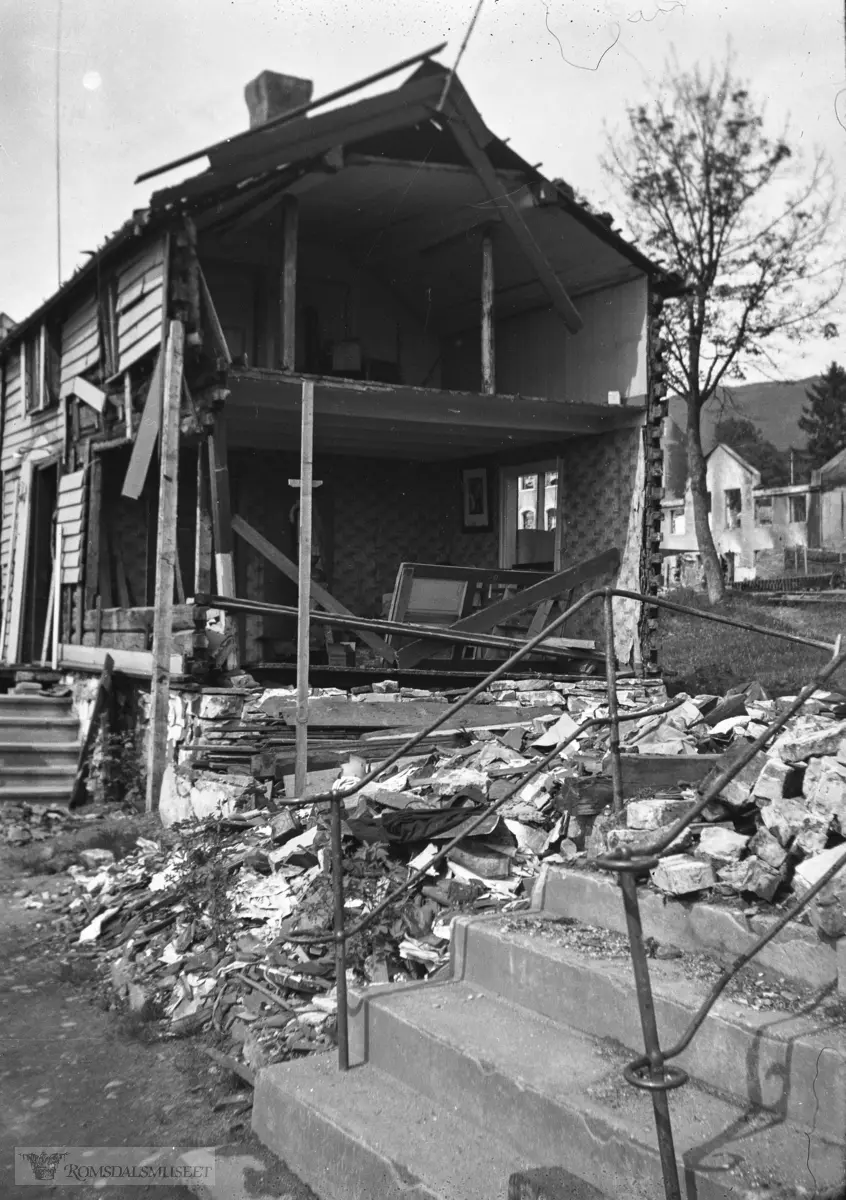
xmin=0 ymin=0 xmax=844 ymax=381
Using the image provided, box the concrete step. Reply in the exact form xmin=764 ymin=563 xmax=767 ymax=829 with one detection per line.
xmin=0 ymin=782 xmax=73 ymax=804
xmin=0 ymin=693 xmax=73 ymax=712
xmin=0 ymin=765 xmax=76 ymax=784
xmin=252 ymin=1053 xmax=549 ymax=1200
xmin=0 ymin=742 xmax=79 ymax=768
xmin=0 ymin=716 xmax=80 ymax=745
xmin=533 ymin=864 xmax=840 ymax=990
xmin=346 ymin=981 xmax=845 ymax=1200
xmin=452 ymin=913 xmax=846 ymax=1141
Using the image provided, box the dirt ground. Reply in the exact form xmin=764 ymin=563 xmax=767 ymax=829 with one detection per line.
xmin=0 ymin=834 xmax=316 ymax=1200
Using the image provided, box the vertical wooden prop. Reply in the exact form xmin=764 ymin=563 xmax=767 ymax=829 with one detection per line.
xmin=194 ymin=438 xmax=213 ymax=594
xmin=280 ymin=194 xmax=298 ymax=372
xmin=208 ymin=416 xmax=235 ymax=597
xmin=145 ymin=319 xmax=184 ymax=813
xmin=51 ymin=525 xmax=62 ymax=669
xmin=481 ymin=231 xmax=495 ymax=395
xmin=294 ymin=379 xmax=315 ymax=797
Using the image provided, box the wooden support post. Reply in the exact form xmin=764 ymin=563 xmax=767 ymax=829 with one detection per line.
xmin=145 ymin=319 xmax=184 ymax=814
xmin=84 ymin=455 xmax=103 ymax=611
xmin=446 ymin=97 xmax=583 ymax=334
xmin=51 ymin=525 xmax=62 ymax=669
xmin=481 ymin=231 xmax=495 ymax=395
xmin=294 ymin=379 xmax=315 ymax=798
xmin=194 ymin=438 xmax=213 ymax=594
xmin=208 ymin=415 xmax=235 ymax=596
xmin=280 ymin=194 xmax=298 ymax=372
xmin=39 ymin=558 xmax=55 ymax=665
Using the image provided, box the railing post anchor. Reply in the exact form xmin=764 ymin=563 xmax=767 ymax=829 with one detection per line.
xmin=619 ymin=870 xmax=682 ymax=1200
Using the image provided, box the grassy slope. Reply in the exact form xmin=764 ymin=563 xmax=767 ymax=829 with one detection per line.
xmin=659 ymin=589 xmax=846 ymax=697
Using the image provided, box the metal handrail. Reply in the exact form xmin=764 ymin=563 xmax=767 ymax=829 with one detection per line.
xmin=596 ymin=591 xmax=846 ymax=1200
xmin=209 ymin=583 xmax=846 ymax=1200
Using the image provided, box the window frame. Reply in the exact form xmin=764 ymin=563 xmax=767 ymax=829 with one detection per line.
xmin=789 ymin=494 xmax=807 ymax=524
xmin=754 ymin=496 xmax=773 ymax=526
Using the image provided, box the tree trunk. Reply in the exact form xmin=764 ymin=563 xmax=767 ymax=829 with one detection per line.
xmin=686 ymin=404 xmax=725 ymax=603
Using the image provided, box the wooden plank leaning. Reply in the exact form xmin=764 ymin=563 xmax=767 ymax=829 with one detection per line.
xmin=145 ymin=320 xmax=184 ymax=812
xmin=230 ymin=515 xmax=396 ymax=665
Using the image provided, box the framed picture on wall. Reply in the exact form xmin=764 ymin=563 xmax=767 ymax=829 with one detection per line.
xmin=461 ymin=467 xmax=491 ymax=531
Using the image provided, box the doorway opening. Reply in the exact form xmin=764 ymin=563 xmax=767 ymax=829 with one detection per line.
xmin=22 ymin=460 xmax=58 ymax=662
xmin=499 ymin=460 xmax=560 ymax=570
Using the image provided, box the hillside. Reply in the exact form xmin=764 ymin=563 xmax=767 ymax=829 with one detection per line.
xmin=667 ymin=377 xmax=818 ymax=454
xmin=664 ymin=377 xmax=819 ymax=499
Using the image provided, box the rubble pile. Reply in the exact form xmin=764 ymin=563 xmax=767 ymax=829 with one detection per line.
xmin=14 ymin=671 xmax=846 ymax=1074
xmin=46 ymin=676 xmax=665 ymax=1071
xmin=588 ymin=681 xmax=846 ymax=928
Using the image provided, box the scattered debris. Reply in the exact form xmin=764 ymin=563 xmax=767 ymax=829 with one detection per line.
xmin=9 ymin=671 xmax=846 ymax=1076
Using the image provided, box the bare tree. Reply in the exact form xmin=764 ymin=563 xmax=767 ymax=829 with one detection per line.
xmin=605 ymin=55 xmax=843 ymax=602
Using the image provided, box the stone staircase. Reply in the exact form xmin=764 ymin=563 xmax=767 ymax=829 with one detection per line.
xmin=0 ymin=691 xmax=80 ymax=807
xmin=252 ymin=865 xmax=846 ymax=1200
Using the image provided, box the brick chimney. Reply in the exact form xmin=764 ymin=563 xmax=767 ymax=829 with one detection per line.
xmin=245 ymin=71 xmax=313 ymax=128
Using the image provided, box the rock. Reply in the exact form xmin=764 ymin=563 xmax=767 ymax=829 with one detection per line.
xmin=607 ymin=825 xmax=692 ymax=854
xmin=793 ymin=845 xmax=846 ymax=938
xmin=532 ymin=713 xmax=580 ymax=750
xmin=703 ymin=694 xmax=748 ymax=727
xmin=626 ymin=796 xmax=695 ymax=831
xmin=558 ymin=838 xmax=580 ymax=863
xmin=127 ymin=982 xmax=153 ymax=1018
xmin=197 ymin=692 xmax=246 ymax=720
xmin=447 ymin=842 xmax=511 ymax=879
xmin=753 ymin=758 xmax=801 ymax=803
xmin=708 ymin=746 xmax=769 ymax=808
xmin=109 ymin=958 xmax=132 ymax=998
xmin=518 ymin=774 xmax=554 ymax=809
xmin=372 ymin=679 xmax=399 ymax=694
xmin=771 ymin=720 xmax=846 ymax=765
xmin=517 ymin=690 xmax=565 ymax=706
xmin=695 ymin=826 xmax=749 ymax=867
xmin=430 ymin=768 xmax=489 ymax=798
xmin=717 ymin=857 xmax=783 ymax=902
xmin=159 ymin=764 xmax=193 ymax=828
xmin=759 ymin=795 xmax=830 ymax=856
xmin=650 ymin=854 xmax=715 ymax=896
xmin=748 ymin=827 xmax=789 ymax=871
xmin=78 ymin=848 xmax=115 ymax=870
xmin=803 ymin=757 xmax=846 ymax=832
xmin=268 ymin=809 xmax=300 ymax=842
xmin=189 ymin=772 xmax=252 ymax=821
xmin=503 ymin=819 xmax=548 ymax=857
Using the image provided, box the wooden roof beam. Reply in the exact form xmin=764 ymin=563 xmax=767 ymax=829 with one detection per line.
xmin=443 ymin=96 xmax=583 ymax=335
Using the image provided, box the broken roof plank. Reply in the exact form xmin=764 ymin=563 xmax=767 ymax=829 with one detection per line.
xmin=150 ymin=74 xmax=445 ymax=210
xmin=136 ymin=42 xmax=447 ymax=185
xmin=444 ymin=96 xmax=583 ymax=335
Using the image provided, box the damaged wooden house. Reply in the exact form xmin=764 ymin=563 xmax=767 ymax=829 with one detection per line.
xmin=0 ymin=49 xmax=677 ymax=795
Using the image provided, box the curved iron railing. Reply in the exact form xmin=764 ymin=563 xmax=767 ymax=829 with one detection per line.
xmin=203 ymin=585 xmax=846 ymax=1200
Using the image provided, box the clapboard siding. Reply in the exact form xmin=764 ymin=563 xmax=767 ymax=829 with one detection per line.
xmin=56 ymin=468 xmax=86 ymax=585
xmin=117 ymin=237 xmax=166 ymax=372
xmin=60 ymin=294 xmax=100 ymax=388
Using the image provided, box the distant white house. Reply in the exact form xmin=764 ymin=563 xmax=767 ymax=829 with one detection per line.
xmin=661 ymin=443 xmax=820 ymax=584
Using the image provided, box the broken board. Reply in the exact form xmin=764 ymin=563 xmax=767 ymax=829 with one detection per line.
xmin=278 ymin=699 xmax=560 ymax=730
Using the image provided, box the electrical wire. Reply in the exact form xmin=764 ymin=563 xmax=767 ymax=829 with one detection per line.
xmin=436 ymin=0 xmax=485 ymax=112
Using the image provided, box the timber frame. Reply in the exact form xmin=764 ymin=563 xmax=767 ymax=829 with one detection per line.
xmin=0 ymin=48 xmax=682 ymax=807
